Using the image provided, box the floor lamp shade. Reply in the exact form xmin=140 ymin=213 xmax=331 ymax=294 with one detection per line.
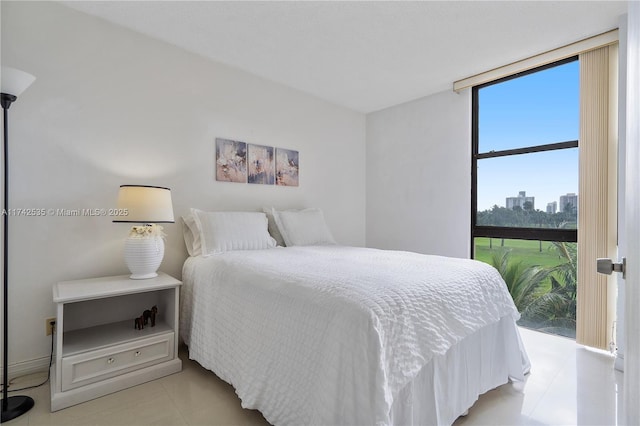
xmin=1 ymin=66 xmax=35 ymax=422
xmin=2 ymin=67 xmax=36 ymax=99
xmin=113 ymin=185 xmax=174 ymax=279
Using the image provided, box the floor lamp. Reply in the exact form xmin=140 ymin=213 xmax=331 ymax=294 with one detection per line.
xmin=1 ymin=67 xmax=36 ymax=423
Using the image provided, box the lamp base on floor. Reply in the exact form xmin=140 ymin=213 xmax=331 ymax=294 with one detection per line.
xmin=1 ymin=395 xmax=35 ymax=422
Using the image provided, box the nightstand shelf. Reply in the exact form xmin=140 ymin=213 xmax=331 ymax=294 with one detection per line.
xmin=63 ymin=320 xmax=173 ymax=357
xmin=50 ymin=272 xmax=182 ymax=411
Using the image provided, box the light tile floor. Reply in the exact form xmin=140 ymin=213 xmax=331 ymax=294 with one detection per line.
xmin=454 ymin=328 xmax=623 ymax=425
xmin=5 ymin=327 xmax=623 ymax=425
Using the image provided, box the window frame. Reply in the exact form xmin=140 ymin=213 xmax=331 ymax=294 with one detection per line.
xmin=471 ymin=56 xmax=579 ymax=255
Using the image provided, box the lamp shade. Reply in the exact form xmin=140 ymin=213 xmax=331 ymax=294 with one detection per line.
xmin=1 ymin=67 xmax=36 ymax=97
xmin=113 ymin=185 xmax=174 ymax=223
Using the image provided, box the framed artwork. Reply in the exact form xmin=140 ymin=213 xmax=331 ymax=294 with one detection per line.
xmin=276 ymin=148 xmax=299 ymax=187
xmin=216 ymin=138 xmax=247 ymax=183
xmin=248 ymin=144 xmax=275 ymax=185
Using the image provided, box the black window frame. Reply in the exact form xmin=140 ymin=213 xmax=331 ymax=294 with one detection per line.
xmin=471 ymin=56 xmax=579 ymax=256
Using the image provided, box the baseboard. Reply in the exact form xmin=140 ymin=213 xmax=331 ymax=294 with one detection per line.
xmin=0 ymin=355 xmax=53 ymax=381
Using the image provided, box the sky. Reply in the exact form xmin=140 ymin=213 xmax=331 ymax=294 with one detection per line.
xmin=476 ymin=60 xmax=579 ymax=212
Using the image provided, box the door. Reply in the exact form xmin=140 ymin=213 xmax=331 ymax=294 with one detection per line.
xmin=623 ymin=2 xmax=639 ymax=423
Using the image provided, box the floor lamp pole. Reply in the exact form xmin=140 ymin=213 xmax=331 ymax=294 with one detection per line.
xmin=1 ymin=93 xmax=34 ymax=422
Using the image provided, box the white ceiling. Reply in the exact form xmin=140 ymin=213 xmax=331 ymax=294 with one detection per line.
xmin=62 ymin=1 xmax=628 ymax=113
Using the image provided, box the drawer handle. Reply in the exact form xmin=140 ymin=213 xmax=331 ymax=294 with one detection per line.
xmin=107 ymin=357 xmax=115 ymax=365
xmin=134 ymin=351 xmax=141 ymax=357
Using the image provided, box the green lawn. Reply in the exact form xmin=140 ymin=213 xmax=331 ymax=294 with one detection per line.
xmin=474 ymin=238 xmax=569 ymax=270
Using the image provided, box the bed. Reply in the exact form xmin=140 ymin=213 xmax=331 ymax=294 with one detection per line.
xmin=180 ymin=234 xmax=530 ymax=425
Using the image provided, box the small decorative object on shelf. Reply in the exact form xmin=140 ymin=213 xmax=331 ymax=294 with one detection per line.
xmin=134 ymin=305 xmax=158 ymax=330
xmin=134 ymin=315 xmax=144 ymax=330
xmin=143 ymin=305 xmax=158 ymax=327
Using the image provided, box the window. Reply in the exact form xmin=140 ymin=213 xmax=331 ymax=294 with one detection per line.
xmin=472 ymin=58 xmax=579 ymax=337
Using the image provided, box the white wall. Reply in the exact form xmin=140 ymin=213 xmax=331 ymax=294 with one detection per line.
xmin=1 ymin=1 xmax=365 ymax=372
xmin=366 ymin=90 xmax=471 ymax=258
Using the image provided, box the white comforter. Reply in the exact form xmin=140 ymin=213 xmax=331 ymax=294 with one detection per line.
xmin=181 ymin=246 xmax=524 ymax=425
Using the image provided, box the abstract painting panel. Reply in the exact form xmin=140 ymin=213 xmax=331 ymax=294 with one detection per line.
xmin=248 ymin=144 xmax=275 ymax=185
xmin=275 ymin=148 xmax=299 ymax=187
xmin=216 ymin=138 xmax=247 ymax=183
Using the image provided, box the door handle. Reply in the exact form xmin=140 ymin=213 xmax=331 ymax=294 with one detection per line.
xmin=597 ymin=258 xmax=626 ymax=279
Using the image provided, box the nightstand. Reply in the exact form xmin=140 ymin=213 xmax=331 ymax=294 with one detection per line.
xmin=50 ymin=272 xmax=182 ymax=411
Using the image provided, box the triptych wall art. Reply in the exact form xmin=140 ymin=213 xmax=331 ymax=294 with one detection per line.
xmin=215 ymin=138 xmax=299 ymax=187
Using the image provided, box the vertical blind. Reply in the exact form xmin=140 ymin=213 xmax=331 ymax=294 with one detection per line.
xmin=576 ymin=44 xmax=618 ymax=350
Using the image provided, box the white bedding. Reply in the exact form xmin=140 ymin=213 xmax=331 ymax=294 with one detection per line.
xmin=181 ymin=246 xmax=529 ymax=425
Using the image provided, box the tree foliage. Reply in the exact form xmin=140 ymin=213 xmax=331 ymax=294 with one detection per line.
xmin=488 ymin=242 xmax=577 ymax=337
xmin=489 ymin=249 xmax=550 ymax=312
xmin=477 ymin=205 xmax=577 ymax=229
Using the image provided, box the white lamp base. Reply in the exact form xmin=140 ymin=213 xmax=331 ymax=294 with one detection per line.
xmin=129 ymin=272 xmax=158 ymax=280
xmin=124 ymin=236 xmax=165 ymax=280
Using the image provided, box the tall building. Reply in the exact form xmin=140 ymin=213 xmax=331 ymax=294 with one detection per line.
xmin=546 ymin=201 xmax=557 ymax=214
xmin=506 ymin=191 xmax=535 ymax=210
xmin=559 ymin=193 xmax=578 ymax=213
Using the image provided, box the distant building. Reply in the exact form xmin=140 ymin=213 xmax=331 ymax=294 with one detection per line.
xmin=506 ymin=191 xmax=535 ymax=210
xmin=546 ymin=201 xmax=557 ymax=214
xmin=559 ymin=193 xmax=578 ymax=213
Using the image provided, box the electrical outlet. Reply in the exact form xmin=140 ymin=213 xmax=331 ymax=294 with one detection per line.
xmin=45 ymin=317 xmax=56 ymax=336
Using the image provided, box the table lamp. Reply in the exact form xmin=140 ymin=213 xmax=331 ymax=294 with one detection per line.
xmin=113 ymin=185 xmax=174 ymax=279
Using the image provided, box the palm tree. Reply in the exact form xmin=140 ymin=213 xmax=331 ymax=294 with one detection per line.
xmin=521 ymin=242 xmax=577 ymax=335
xmin=489 ymin=249 xmax=551 ymax=313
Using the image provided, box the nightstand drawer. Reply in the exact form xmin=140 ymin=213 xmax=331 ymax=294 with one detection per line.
xmin=61 ymin=332 xmax=174 ymax=391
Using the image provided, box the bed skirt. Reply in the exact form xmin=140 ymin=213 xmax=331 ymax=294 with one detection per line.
xmin=389 ymin=315 xmax=530 ymax=425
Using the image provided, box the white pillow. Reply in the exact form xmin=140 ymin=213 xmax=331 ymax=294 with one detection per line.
xmin=182 ymin=213 xmax=202 ymax=257
xmin=191 ymin=209 xmax=276 ymax=256
xmin=272 ymin=208 xmax=336 ymax=246
xmin=262 ymin=207 xmax=286 ymax=246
